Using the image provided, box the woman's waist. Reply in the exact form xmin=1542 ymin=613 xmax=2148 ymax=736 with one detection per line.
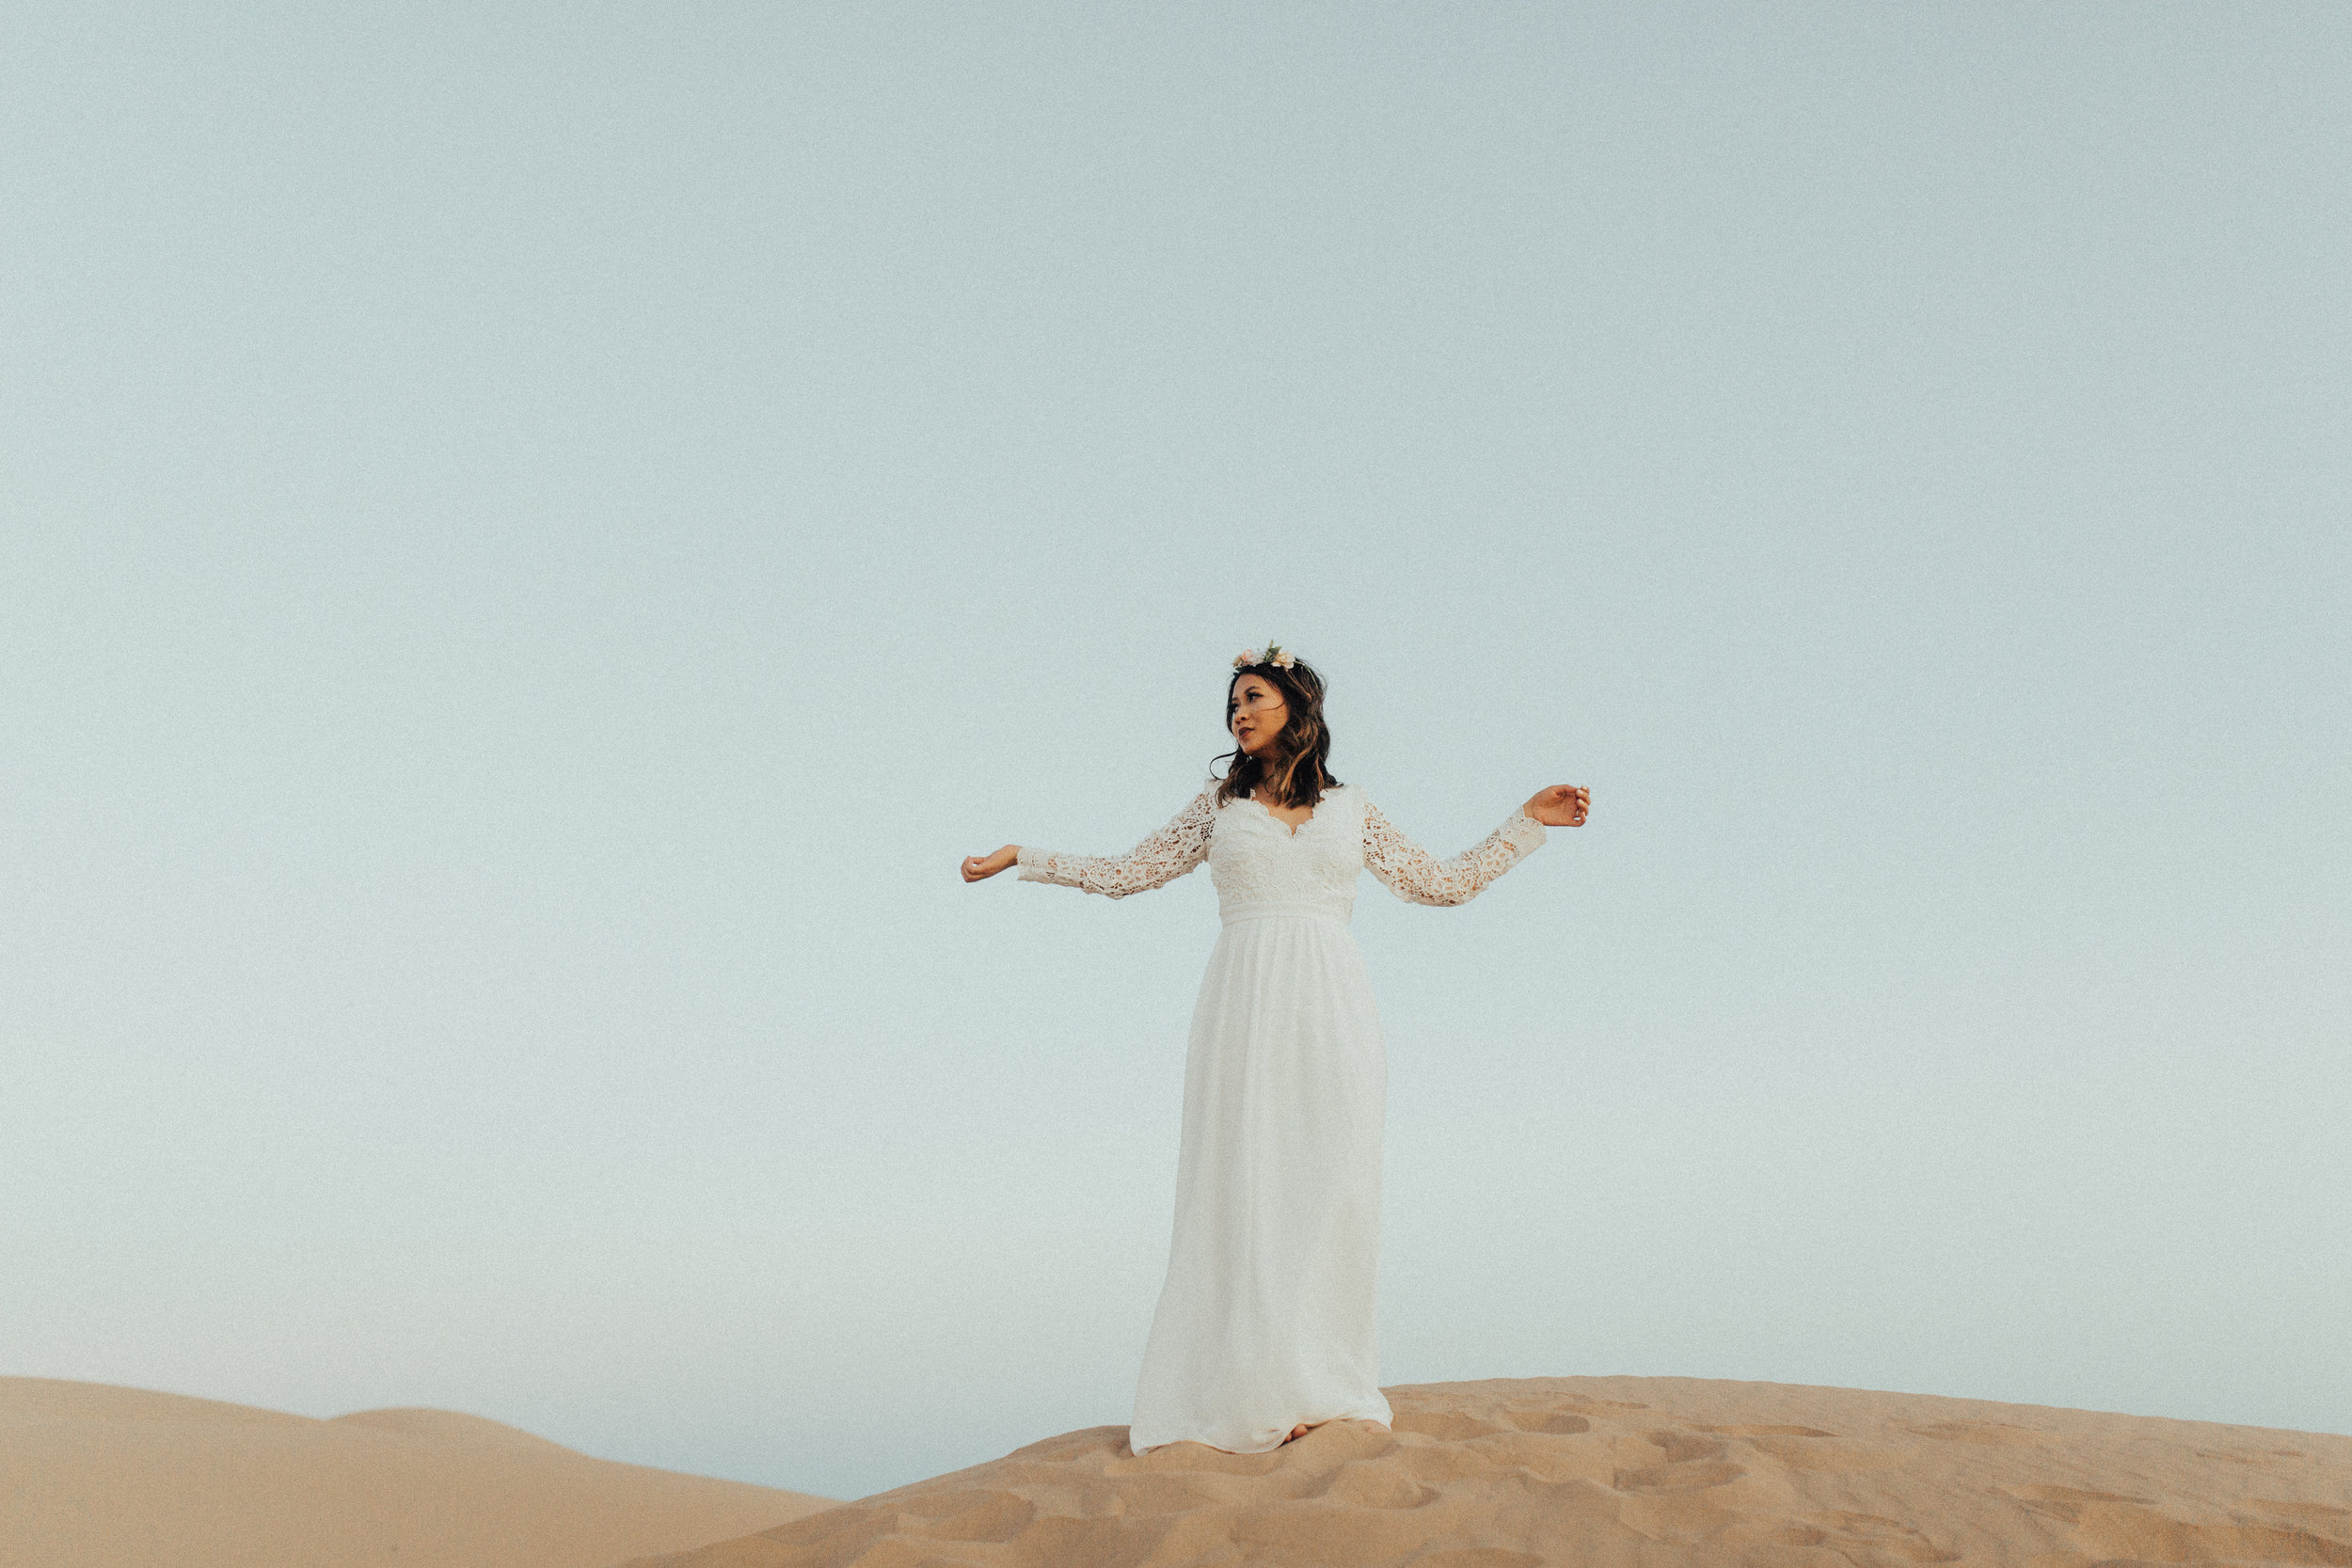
xmin=1216 ymin=897 xmax=1357 ymax=927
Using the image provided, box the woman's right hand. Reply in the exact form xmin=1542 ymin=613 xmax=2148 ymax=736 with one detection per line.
xmin=961 ymin=845 xmax=1020 ymax=882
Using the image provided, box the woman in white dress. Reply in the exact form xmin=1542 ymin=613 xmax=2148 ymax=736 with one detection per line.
xmin=961 ymin=646 xmax=1589 ymax=1455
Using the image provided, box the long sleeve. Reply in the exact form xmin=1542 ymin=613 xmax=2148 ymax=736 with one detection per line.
xmin=1017 ymin=786 xmax=1217 ymax=899
xmin=1361 ymin=798 xmax=1547 ymax=907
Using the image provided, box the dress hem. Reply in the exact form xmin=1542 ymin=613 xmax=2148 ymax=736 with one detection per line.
xmin=1128 ymin=1399 xmax=1395 ymax=1457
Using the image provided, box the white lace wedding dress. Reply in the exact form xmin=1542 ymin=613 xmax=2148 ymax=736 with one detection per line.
xmin=1016 ymin=782 xmax=1548 ymax=1454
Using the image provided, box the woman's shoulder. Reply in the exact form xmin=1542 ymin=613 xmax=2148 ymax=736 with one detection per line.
xmin=1325 ymin=781 xmax=1375 ymax=815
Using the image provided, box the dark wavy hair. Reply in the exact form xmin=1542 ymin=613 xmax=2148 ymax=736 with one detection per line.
xmin=1215 ymin=657 xmax=1342 ymax=811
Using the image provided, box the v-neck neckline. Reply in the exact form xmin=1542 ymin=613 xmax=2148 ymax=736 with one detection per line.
xmin=1245 ymin=794 xmax=1320 ymax=837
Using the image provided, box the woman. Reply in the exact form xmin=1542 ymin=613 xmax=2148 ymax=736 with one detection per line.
xmin=961 ymin=645 xmax=1588 ymax=1455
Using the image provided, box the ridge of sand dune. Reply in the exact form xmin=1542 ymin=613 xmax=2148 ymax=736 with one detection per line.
xmin=0 ymin=1376 xmax=834 ymax=1568
xmin=329 ymin=1403 xmax=586 ymax=1451
xmin=631 ymin=1376 xmax=2352 ymax=1568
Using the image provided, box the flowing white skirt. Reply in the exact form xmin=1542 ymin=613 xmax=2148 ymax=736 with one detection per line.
xmin=1127 ymin=910 xmax=1394 ymax=1454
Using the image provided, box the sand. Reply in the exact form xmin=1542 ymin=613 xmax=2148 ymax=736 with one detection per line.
xmin=0 ymin=1376 xmax=834 ymax=1568
xmin=632 ymin=1376 xmax=2352 ymax=1567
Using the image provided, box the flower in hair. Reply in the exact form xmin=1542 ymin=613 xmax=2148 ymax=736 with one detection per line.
xmin=1234 ymin=643 xmax=1299 ymax=672
xmin=1271 ymin=646 xmax=1296 ymax=670
xmin=1233 ymin=649 xmax=1260 ymax=670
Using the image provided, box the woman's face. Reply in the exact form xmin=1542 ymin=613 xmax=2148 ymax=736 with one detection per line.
xmin=1229 ymin=673 xmax=1290 ymax=757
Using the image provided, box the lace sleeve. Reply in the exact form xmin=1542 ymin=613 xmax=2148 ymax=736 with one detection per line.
xmin=1362 ymin=798 xmax=1547 ymax=907
xmin=1016 ymin=786 xmax=1217 ymax=899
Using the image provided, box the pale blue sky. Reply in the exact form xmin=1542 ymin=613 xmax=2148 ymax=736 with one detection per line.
xmin=3 ymin=2 xmax=2346 ymax=1502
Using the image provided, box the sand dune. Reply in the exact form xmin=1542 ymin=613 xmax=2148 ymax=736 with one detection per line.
xmin=0 ymin=1376 xmax=833 ymax=1568
xmin=631 ymin=1376 xmax=2352 ymax=1567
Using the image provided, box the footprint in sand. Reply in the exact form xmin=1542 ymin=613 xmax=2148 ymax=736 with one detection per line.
xmin=1647 ymin=1432 xmax=1733 ymax=1465
xmin=1797 ymin=1509 xmax=1961 ymax=1564
xmin=1613 ymin=1432 xmax=1744 ymax=1492
xmin=2000 ymin=1484 xmax=2352 ymax=1565
xmin=1680 ymin=1423 xmax=1896 ymax=1475
xmin=1613 ymin=1460 xmax=1746 ymax=1491
xmin=1307 ymin=1461 xmax=1439 ymax=1511
xmin=1503 ymin=1409 xmax=1592 ymax=1435
xmin=1998 ymin=1483 xmax=2153 ymax=1520
xmin=1391 ymin=1409 xmax=1509 ymax=1441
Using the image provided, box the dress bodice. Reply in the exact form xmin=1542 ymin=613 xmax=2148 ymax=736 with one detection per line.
xmin=1014 ymin=779 xmax=1549 ymax=913
xmin=1208 ymin=785 xmax=1370 ymax=925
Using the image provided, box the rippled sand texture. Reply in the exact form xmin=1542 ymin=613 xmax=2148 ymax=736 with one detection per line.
xmin=0 ymin=1376 xmax=834 ymax=1568
xmin=631 ymin=1375 xmax=2352 ymax=1568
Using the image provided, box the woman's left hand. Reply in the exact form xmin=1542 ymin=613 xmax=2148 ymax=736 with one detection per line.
xmin=1522 ymin=785 xmax=1590 ymax=827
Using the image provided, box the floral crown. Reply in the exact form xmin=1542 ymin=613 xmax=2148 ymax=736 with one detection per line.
xmin=1232 ymin=642 xmax=1298 ymax=672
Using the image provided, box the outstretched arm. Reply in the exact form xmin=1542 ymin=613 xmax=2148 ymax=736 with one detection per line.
xmin=1363 ymin=785 xmax=1586 ymax=907
xmin=961 ymin=787 xmax=1217 ymax=899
